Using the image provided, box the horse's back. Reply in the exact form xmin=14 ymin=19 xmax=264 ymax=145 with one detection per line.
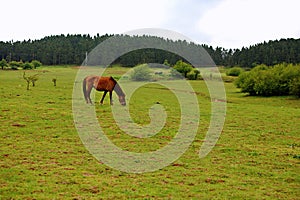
xmin=90 ymin=76 xmax=116 ymax=91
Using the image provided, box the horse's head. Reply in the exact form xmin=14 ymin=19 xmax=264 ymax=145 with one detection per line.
xmin=118 ymin=95 xmax=126 ymax=106
xmin=114 ymin=82 xmax=126 ymax=106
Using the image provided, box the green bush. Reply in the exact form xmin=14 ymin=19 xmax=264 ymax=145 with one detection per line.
xmin=235 ymin=63 xmax=300 ymax=96
xmin=253 ymin=69 xmax=280 ymax=96
xmin=289 ymin=77 xmax=300 ymax=97
xmin=186 ymin=71 xmax=196 ymax=80
xmin=163 ymin=59 xmax=171 ymax=67
xmin=170 ymin=68 xmax=184 ymax=79
xmin=0 ymin=59 xmax=8 ymax=69
xmin=31 ymin=60 xmax=42 ymax=68
xmin=226 ymin=67 xmax=244 ymax=76
xmin=278 ymin=64 xmax=300 ymax=95
xmin=235 ymin=71 xmax=256 ymax=95
xmin=186 ymin=69 xmax=200 ymax=80
xmin=5 ymin=60 xmax=42 ymax=70
xmin=23 ymin=62 xmax=33 ymax=70
xmin=173 ymin=60 xmax=193 ymax=78
xmin=222 ymin=76 xmax=235 ymax=83
xmin=130 ymin=64 xmax=152 ymax=81
xmin=9 ymin=61 xmax=23 ymax=70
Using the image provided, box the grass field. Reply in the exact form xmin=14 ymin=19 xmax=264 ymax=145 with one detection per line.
xmin=0 ymin=66 xmax=299 ymax=199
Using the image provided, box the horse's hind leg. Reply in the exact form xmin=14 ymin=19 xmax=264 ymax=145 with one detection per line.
xmin=109 ymin=91 xmax=113 ymax=105
xmin=86 ymin=85 xmax=93 ymax=104
xmin=100 ymin=91 xmax=108 ymax=105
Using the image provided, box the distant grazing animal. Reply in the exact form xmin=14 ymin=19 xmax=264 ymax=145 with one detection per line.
xmin=83 ymin=76 xmax=126 ymax=106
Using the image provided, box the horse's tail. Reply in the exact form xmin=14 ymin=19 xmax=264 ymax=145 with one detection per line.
xmin=83 ymin=77 xmax=87 ymax=102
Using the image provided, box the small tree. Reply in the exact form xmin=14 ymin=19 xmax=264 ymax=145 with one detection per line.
xmin=23 ymin=72 xmax=39 ymax=90
xmin=30 ymin=74 xmax=39 ymax=87
xmin=173 ymin=60 xmax=193 ymax=78
xmin=52 ymin=78 xmax=57 ymax=86
xmin=23 ymin=72 xmax=31 ymax=90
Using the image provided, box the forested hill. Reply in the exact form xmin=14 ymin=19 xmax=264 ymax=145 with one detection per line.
xmin=0 ymin=34 xmax=299 ymax=67
xmin=225 ymin=38 xmax=300 ymax=67
xmin=0 ymin=34 xmax=112 ymax=66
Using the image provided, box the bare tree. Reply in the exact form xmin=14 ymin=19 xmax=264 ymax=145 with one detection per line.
xmin=23 ymin=72 xmax=39 ymax=90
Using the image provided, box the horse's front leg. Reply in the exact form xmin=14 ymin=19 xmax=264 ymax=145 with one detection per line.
xmin=100 ymin=91 xmax=108 ymax=105
xmin=109 ymin=91 xmax=113 ymax=105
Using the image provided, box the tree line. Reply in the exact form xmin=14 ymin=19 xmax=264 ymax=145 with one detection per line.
xmin=0 ymin=34 xmax=299 ymax=67
xmin=0 ymin=34 xmax=111 ymax=66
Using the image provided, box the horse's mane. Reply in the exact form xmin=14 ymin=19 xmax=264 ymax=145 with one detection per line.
xmin=110 ymin=77 xmax=125 ymax=97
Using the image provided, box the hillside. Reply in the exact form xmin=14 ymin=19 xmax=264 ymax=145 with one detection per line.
xmin=0 ymin=34 xmax=299 ymax=67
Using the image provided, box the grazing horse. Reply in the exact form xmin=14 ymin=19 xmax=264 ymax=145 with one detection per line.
xmin=83 ymin=76 xmax=126 ymax=106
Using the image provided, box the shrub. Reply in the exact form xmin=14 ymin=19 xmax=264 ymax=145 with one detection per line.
xmin=222 ymin=76 xmax=235 ymax=83
xmin=253 ymin=69 xmax=280 ymax=96
xmin=9 ymin=61 xmax=23 ymax=70
xmin=23 ymin=62 xmax=33 ymax=70
xmin=130 ymin=64 xmax=152 ymax=81
xmin=186 ymin=69 xmax=200 ymax=80
xmin=194 ymin=69 xmax=200 ymax=79
xmin=31 ymin=60 xmax=42 ymax=68
xmin=235 ymin=63 xmax=300 ymax=96
xmin=277 ymin=63 xmax=300 ymax=95
xmin=289 ymin=77 xmax=300 ymax=97
xmin=226 ymin=66 xmax=244 ymax=76
xmin=186 ymin=71 xmax=196 ymax=80
xmin=170 ymin=68 xmax=184 ymax=79
xmin=173 ymin=60 xmax=193 ymax=78
xmin=235 ymin=71 xmax=256 ymax=95
xmin=163 ymin=59 xmax=171 ymax=67
xmin=0 ymin=59 xmax=8 ymax=70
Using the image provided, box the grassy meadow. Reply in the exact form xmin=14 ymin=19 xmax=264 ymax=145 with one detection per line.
xmin=0 ymin=66 xmax=299 ymax=199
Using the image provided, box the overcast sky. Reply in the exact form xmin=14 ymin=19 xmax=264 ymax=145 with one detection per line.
xmin=1 ymin=0 xmax=299 ymax=49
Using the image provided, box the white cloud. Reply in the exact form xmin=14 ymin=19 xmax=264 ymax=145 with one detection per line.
xmin=197 ymin=0 xmax=300 ymax=48
xmin=1 ymin=0 xmax=172 ymax=41
xmin=161 ymin=0 xmax=221 ymax=44
xmin=1 ymin=0 xmax=299 ymax=49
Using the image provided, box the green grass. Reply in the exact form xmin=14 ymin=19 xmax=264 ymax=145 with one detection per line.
xmin=0 ymin=66 xmax=299 ymax=199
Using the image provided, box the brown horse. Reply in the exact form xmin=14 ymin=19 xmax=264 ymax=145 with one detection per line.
xmin=83 ymin=76 xmax=126 ymax=106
